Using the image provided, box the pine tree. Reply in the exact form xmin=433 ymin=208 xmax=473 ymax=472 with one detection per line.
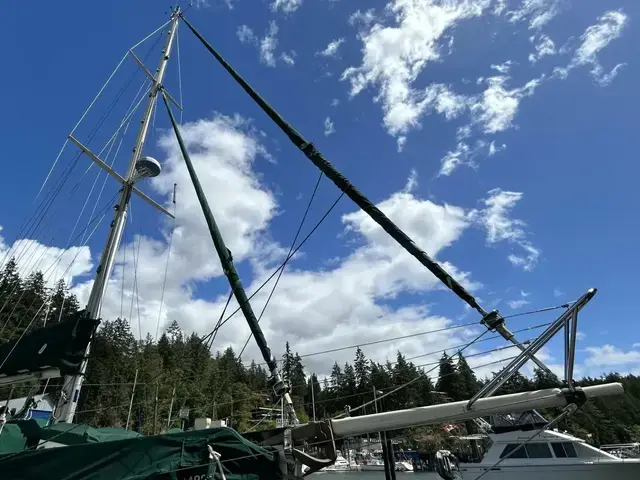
xmin=282 ymin=342 xmax=295 ymax=385
xmin=354 ymin=347 xmax=370 ymax=391
xmin=435 ymin=353 xmax=460 ymax=401
xmin=457 ymin=353 xmax=480 ymax=400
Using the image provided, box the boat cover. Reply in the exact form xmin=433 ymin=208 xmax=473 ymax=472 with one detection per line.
xmin=0 ymin=310 xmax=99 ymax=377
xmin=0 ymin=425 xmax=284 ymax=480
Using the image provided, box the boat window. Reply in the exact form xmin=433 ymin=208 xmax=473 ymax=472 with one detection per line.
xmin=551 ymin=443 xmax=567 ymax=458
xmin=551 ymin=442 xmax=578 ymax=458
xmin=525 ymin=443 xmax=552 ymax=458
xmin=499 ymin=444 xmax=528 ymax=459
xmin=562 ymin=442 xmax=577 ymax=458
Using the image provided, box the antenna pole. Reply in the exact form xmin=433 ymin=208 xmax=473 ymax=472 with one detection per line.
xmin=55 ymin=9 xmax=181 ymax=424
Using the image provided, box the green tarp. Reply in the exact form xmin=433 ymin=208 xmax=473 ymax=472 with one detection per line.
xmin=0 ymin=310 xmax=99 ymax=377
xmin=0 ymin=420 xmax=42 ymax=453
xmin=38 ymin=423 xmax=142 ymax=446
xmin=0 ymin=426 xmax=284 ymax=480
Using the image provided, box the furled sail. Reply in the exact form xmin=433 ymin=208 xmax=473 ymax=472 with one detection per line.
xmin=0 ymin=310 xmax=99 ymax=378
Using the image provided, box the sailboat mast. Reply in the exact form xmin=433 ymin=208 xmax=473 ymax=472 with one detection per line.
xmin=55 ymin=9 xmax=181 ymax=424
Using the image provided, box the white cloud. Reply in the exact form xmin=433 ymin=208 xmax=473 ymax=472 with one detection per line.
xmin=439 ymin=140 xmax=487 ymax=177
xmin=491 ymin=60 xmax=514 ymax=74
xmin=349 ymin=9 xmax=376 ymax=27
xmin=260 ymin=22 xmax=279 ymax=67
xmin=471 ymin=188 xmax=540 ymax=271
xmin=555 ymin=10 xmax=628 ymax=86
xmin=470 ymin=75 xmax=543 ymax=134
xmin=342 ymin=0 xmax=491 ymax=137
xmin=0 ymin=235 xmax=93 ymax=290
xmin=488 ymin=140 xmax=506 ymax=156
xmin=529 ymin=34 xmax=556 ymax=63
xmin=584 ymin=345 xmax=640 ymax=367
xmin=324 ymin=117 xmax=335 ymax=136
xmin=403 ymin=169 xmax=418 ymax=193
xmin=271 ymin=0 xmax=302 ymax=14
xmin=507 ymin=0 xmax=561 ymax=30
xmin=73 ymin=114 xmax=277 ymax=337
xmin=281 ymin=51 xmax=296 ymax=66
xmin=397 ymin=136 xmax=407 ymax=152
xmin=236 ymin=25 xmax=256 ymax=44
xmin=439 ymin=137 xmax=506 ymax=177
xmin=507 ymin=299 xmax=530 ymax=309
xmin=553 ymin=288 xmax=564 ymax=298
xmin=633 ymin=343 xmax=640 ymax=349
xmin=576 ymin=331 xmax=586 ymax=341
xmin=331 ymin=98 xmax=340 ymax=107
xmin=55 ymin=120 xmax=485 ymax=377
xmin=317 ymin=38 xmax=345 ymax=58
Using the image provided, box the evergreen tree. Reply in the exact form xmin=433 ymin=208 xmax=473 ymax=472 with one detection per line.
xmin=354 ymin=347 xmax=370 ymax=391
xmin=457 ymin=353 xmax=480 ymax=400
xmin=435 ymin=353 xmax=459 ymax=400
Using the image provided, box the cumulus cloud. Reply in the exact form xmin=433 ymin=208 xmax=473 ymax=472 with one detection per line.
xmin=0 ymin=233 xmax=93 ymax=290
xmin=584 ymin=345 xmax=640 ymax=367
xmin=48 ymin=117 xmax=500 ymax=377
xmin=341 ymin=0 xmax=491 ymax=137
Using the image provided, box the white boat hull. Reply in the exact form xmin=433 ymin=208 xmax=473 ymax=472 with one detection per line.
xmin=460 ymin=460 xmax=640 ymax=480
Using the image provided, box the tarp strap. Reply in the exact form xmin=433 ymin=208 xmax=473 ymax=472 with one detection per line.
xmin=180 ymin=15 xmax=488 ymax=317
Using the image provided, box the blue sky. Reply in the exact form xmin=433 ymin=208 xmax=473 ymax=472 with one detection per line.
xmin=1 ymin=0 xmax=639 ymax=380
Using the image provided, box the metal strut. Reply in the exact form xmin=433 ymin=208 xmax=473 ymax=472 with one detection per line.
xmin=466 ymin=288 xmax=596 ymax=409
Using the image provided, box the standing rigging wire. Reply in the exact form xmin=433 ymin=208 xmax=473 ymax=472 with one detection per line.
xmin=0 ymin=78 xmax=154 ymax=335
xmin=237 ymin=171 xmax=324 ymax=360
xmin=212 ymin=190 xmax=344 ymax=334
xmin=205 ymin=289 xmax=236 ymax=351
xmin=155 ymin=186 xmax=178 ymax=341
xmin=34 ymin=51 xmax=129 ymax=200
xmin=0 ymin=27 xmax=164 ymax=275
xmin=176 ymin=26 xmax=184 ymax=125
xmin=34 ymin=18 xmax=170 ymax=199
xmin=242 ymin=320 xmax=550 ymax=369
xmin=120 ymin=228 xmax=128 ymax=320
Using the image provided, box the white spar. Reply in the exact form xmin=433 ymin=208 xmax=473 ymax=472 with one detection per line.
xmin=330 ymin=382 xmax=623 ymax=437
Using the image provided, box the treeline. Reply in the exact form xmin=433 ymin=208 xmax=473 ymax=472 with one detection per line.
xmin=1 ymin=260 xmax=640 ymax=450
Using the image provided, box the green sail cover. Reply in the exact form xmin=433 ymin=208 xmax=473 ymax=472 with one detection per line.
xmin=0 ymin=310 xmax=99 ymax=377
xmin=0 ymin=426 xmax=284 ymax=480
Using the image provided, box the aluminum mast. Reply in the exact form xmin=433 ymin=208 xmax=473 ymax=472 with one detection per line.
xmin=55 ymin=9 xmax=181 ymax=423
